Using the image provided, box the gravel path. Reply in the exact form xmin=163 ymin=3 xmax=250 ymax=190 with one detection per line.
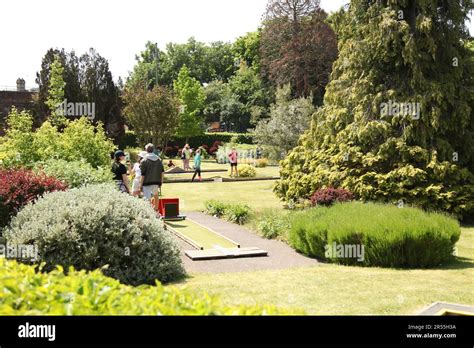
xmin=173 ymin=211 xmax=319 ymax=273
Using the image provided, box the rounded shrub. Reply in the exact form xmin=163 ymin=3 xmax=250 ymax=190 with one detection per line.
xmin=0 ymin=169 xmax=67 ymax=229
xmin=224 ymin=204 xmax=251 ymax=225
xmin=34 ymin=159 xmax=113 ymax=188
xmin=289 ymin=202 xmax=461 ymax=268
xmin=310 ymin=188 xmax=354 ymax=206
xmin=228 ymin=164 xmax=256 ymax=178
xmin=4 ymin=184 xmax=185 ymax=285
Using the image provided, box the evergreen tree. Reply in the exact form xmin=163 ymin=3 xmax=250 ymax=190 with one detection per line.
xmin=276 ymin=0 xmax=474 ymax=220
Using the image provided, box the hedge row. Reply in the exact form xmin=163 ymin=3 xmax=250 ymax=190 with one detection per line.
xmin=119 ymin=131 xmax=255 ymax=149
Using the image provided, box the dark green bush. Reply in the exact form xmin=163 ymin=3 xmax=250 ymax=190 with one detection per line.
xmin=0 ymin=258 xmax=299 ymax=315
xmin=289 ymin=202 xmax=461 ymax=268
xmin=5 ymin=184 xmax=185 ymax=285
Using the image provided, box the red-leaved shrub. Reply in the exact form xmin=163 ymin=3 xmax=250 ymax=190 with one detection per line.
xmin=310 ymin=188 xmax=354 ymax=207
xmin=0 ymin=169 xmax=67 ymax=228
xmin=208 ymin=141 xmax=222 ymax=155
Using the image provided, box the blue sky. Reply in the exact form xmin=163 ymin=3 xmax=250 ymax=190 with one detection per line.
xmin=0 ymin=0 xmax=472 ymax=88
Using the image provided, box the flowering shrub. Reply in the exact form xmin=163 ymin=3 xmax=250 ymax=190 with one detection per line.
xmin=0 ymin=169 xmax=67 ymax=229
xmin=310 ymin=188 xmax=354 ymax=206
xmin=208 ymin=140 xmax=222 ymax=155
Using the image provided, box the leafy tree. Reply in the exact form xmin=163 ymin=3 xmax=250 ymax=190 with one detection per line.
xmin=45 ymin=55 xmax=67 ymax=127
xmin=227 ymin=62 xmax=269 ymax=131
xmin=260 ymin=0 xmax=338 ymax=103
xmin=123 ymin=82 xmax=180 ymax=149
xmin=173 ymin=66 xmax=205 ymax=141
xmin=254 ymin=84 xmax=314 ymax=159
xmin=276 ymin=0 xmax=474 ymax=220
xmin=233 ymin=30 xmax=262 ymax=72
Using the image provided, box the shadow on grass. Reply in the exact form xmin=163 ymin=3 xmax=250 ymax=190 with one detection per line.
xmin=437 ymin=256 xmax=474 ymax=270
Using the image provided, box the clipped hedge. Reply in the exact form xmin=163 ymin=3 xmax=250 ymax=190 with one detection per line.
xmin=120 ymin=131 xmax=255 ymax=150
xmin=0 ymin=258 xmax=298 ymax=315
xmin=289 ymin=202 xmax=461 ymax=268
xmin=5 ymin=184 xmax=185 ymax=285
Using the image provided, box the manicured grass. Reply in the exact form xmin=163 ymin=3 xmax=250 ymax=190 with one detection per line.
xmin=162 ymin=180 xmax=284 ymax=212
xmin=166 ymin=220 xmax=237 ymax=249
xmin=165 ymin=161 xmax=280 ymax=181
xmin=174 ymin=227 xmax=474 ymax=315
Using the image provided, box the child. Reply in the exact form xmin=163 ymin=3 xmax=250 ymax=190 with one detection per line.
xmin=228 ymin=147 xmax=238 ymax=177
xmin=131 ymin=151 xmax=147 ymax=196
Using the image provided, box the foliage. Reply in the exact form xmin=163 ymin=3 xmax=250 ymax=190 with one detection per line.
xmin=276 ymin=1 xmax=474 ymax=220
xmin=0 ymin=258 xmax=297 ymax=315
xmin=128 ymin=38 xmax=238 ymax=88
xmin=310 ymin=188 xmax=354 ymax=207
xmin=36 ymin=48 xmax=124 ymax=139
xmin=0 ymin=108 xmax=114 ymax=168
xmin=0 ymin=169 xmax=67 ymax=229
xmin=173 ymin=66 xmax=206 ymax=140
xmin=45 ymin=55 xmax=67 ymax=127
xmin=261 ymin=1 xmax=338 ymax=102
xmin=256 ymin=209 xmax=291 ymax=239
xmin=224 ymin=204 xmax=252 ymax=225
xmin=288 ymin=202 xmax=461 ymax=268
xmin=123 ymin=82 xmax=180 ymax=149
xmin=233 ymin=30 xmax=262 ymax=72
xmin=204 ymin=200 xmax=228 ymax=218
xmin=255 ymin=158 xmax=269 ymax=168
xmin=204 ymin=200 xmax=251 ymax=225
xmin=229 ymin=164 xmax=257 ymax=178
xmin=4 ymin=184 xmax=185 ymax=285
xmin=254 ymin=84 xmax=315 ymax=159
xmin=34 ymin=159 xmax=113 ymax=188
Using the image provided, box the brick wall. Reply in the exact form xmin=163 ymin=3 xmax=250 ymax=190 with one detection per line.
xmin=0 ymin=91 xmax=36 ymax=135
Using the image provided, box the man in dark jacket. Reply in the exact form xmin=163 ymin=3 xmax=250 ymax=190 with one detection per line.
xmin=139 ymin=143 xmax=164 ymax=200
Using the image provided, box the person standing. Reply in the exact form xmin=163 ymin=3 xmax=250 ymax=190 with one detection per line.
xmin=139 ymin=144 xmax=165 ymax=201
xmin=131 ymin=151 xmax=147 ymax=196
xmin=182 ymin=144 xmax=192 ymax=171
xmin=192 ymin=148 xmax=202 ymax=182
xmin=228 ymin=147 xmax=238 ymax=177
xmin=112 ymin=150 xmax=131 ymax=193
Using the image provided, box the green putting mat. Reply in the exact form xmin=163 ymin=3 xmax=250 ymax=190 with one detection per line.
xmin=166 ymin=219 xmax=239 ymax=250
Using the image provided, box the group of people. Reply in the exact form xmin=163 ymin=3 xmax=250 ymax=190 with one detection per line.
xmin=111 ymin=144 xmax=241 ymax=198
xmin=112 ymin=143 xmax=164 ymax=200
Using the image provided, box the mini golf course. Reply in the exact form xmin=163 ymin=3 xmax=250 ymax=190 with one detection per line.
xmin=164 ymin=218 xmax=267 ymax=261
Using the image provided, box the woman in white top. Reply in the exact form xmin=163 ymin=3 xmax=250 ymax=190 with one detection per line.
xmin=131 ymin=151 xmax=147 ymax=196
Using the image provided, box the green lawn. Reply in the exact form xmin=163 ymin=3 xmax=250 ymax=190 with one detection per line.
xmin=162 ymin=179 xmax=284 ymax=212
xmin=174 ymin=227 xmax=474 ymax=315
xmin=164 ymin=161 xmax=280 ymax=181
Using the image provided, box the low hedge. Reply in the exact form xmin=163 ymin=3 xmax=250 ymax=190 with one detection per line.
xmin=120 ymin=131 xmax=255 ymax=150
xmin=5 ymin=184 xmax=185 ymax=285
xmin=0 ymin=258 xmax=298 ymax=315
xmin=289 ymin=202 xmax=461 ymax=268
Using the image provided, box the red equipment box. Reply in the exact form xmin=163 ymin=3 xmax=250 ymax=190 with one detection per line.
xmin=157 ymin=198 xmax=180 ymax=219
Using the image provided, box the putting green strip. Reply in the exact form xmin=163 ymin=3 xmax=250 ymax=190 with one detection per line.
xmin=166 ymin=219 xmax=239 ymax=250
